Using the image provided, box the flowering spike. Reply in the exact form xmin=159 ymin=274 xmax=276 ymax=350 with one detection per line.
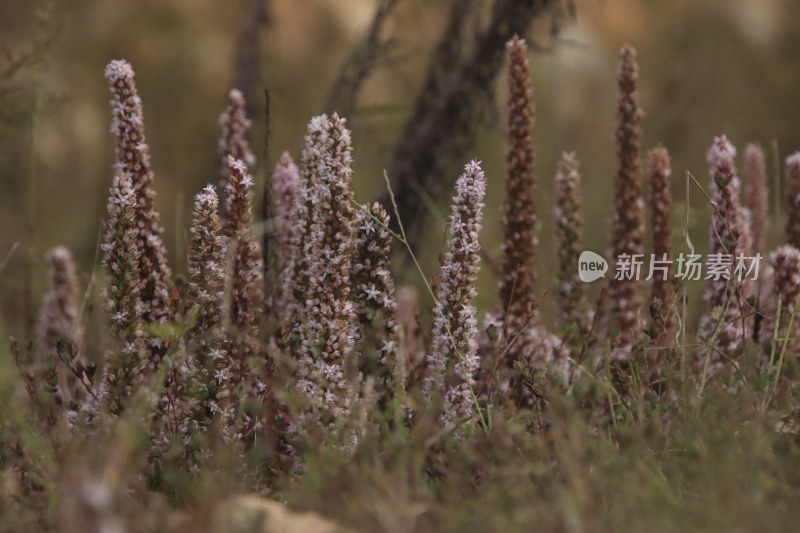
xmin=36 ymin=246 xmax=82 ymax=409
xmin=271 ymin=151 xmax=300 ymax=320
xmin=744 ymin=144 xmax=769 ymax=254
xmin=294 ymin=114 xmax=362 ymax=433
xmin=397 ymin=285 xmax=423 ymax=384
xmin=223 ymin=156 xmax=264 ymax=343
xmin=744 ymin=144 xmax=770 ymax=343
xmin=183 ymin=185 xmax=227 ymax=437
xmin=785 ymin=152 xmax=800 ymax=248
xmin=700 ymin=136 xmax=751 ymax=359
xmin=647 ymin=145 xmax=673 ymax=335
xmin=767 ymin=245 xmax=800 ymax=356
xmin=283 ymin=115 xmax=335 ymax=329
xmin=608 ymin=44 xmax=645 ymax=351
xmin=738 ymin=206 xmax=754 ymax=258
xmin=105 ymin=59 xmax=173 ymax=326
xmin=224 ymin=155 xmax=256 ymax=239
xmin=102 ymin=175 xmax=143 ymax=343
xmin=188 ymin=185 xmax=225 ymax=340
xmin=37 ymin=246 xmax=81 ymax=361
xmin=218 ymin=157 xmax=266 ymax=444
xmin=218 ymin=88 xmax=256 ymax=210
xmin=272 ymin=151 xmax=300 ymax=260
xmin=425 ymin=160 xmax=486 ymax=426
xmin=352 ymin=202 xmax=402 ymax=399
xmin=100 ymin=174 xmax=144 ymax=415
xmin=554 ymin=151 xmax=585 ymax=331
xmin=499 ymin=35 xmax=539 ymax=339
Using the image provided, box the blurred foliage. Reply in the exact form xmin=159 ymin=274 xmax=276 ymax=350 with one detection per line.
xmin=4 ymin=328 xmax=800 ymax=531
xmin=2 ymin=2 xmax=800 ymax=531
xmin=0 ymin=0 xmax=799 ymax=331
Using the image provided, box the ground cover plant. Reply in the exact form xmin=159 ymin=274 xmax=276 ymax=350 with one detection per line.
xmin=3 ymin=2 xmax=800 ymax=532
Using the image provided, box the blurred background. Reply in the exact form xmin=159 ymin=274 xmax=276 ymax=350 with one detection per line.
xmin=1 ymin=0 xmax=799 ymax=336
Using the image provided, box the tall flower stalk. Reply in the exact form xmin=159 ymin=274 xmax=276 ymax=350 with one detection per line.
xmin=179 ymin=185 xmax=227 ymax=441
xmin=35 ymin=246 xmax=82 ymax=414
xmin=498 ymin=35 xmax=539 ymax=342
xmin=352 ymin=202 xmax=401 ymax=402
xmin=271 ymin=151 xmax=300 ymax=321
xmin=608 ymin=45 xmax=645 ymax=352
xmin=737 ymin=206 xmax=754 ymax=258
xmin=218 ymin=88 xmax=256 ymax=215
xmin=785 ymin=152 xmax=800 ymax=249
xmin=744 ymin=145 xmax=771 ymax=344
xmin=293 ymin=114 xmax=362 ymax=434
xmin=223 ymin=157 xmax=264 ymax=354
xmin=425 ymin=160 xmax=486 ymax=426
xmin=700 ymin=136 xmax=750 ymax=358
xmin=554 ymin=151 xmax=585 ymax=332
xmin=100 ymin=175 xmax=144 ymax=416
xmin=282 ymin=116 xmax=331 ymax=330
xmin=767 ymin=245 xmax=800 ymax=356
xmin=397 ymin=285 xmax=423 ymax=385
xmin=37 ymin=246 xmax=81 ymax=361
xmin=105 ymin=60 xmax=173 ymax=329
xmin=188 ymin=186 xmax=226 ymax=342
xmin=271 ymin=151 xmax=300 ymax=261
xmin=744 ymin=144 xmax=769 ymax=255
xmin=647 ymin=145 xmax=673 ymax=339
xmin=220 ymin=156 xmax=265 ymax=445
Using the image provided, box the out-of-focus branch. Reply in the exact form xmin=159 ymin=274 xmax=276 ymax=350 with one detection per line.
xmin=381 ymin=0 xmax=569 ymax=250
xmin=403 ymin=0 xmax=478 ymax=131
xmin=261 ymin=89 xmax=272 ymax=282
xmin=324 ymin=0 xmax=401 ymax=117
xmin=233 ymin=0 xmax=270 ymax=117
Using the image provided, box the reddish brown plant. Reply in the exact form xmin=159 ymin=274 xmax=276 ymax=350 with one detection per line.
xmin=608 ymin=44 xmax=646 ymax=352
xmin=785 ymin=152 xmax=800 ymax=249
xmin=498 ymin=34 xmax=539 ymax=340
xmin=744 ymin=144 xmax=769 ymax=254
xmin=105 ymin=60 xmax=174 ymax=328
xmin=647 ymin=145 xmax=673 ymax=337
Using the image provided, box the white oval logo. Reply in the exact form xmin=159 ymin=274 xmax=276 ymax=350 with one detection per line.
xmin=578 ymin=251 xmax=608 ymax=282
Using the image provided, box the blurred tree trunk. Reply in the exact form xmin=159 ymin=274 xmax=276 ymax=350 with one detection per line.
xmin=381 ymin=0 xmax=565 ymax=250
xmin=324 ymin=0 xmax=400 ymax=118
xmin=233 ymin=0 xmax=270 ymax=118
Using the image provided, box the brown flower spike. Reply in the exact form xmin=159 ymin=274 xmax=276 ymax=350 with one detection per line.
xmin=647 ymin=145 xmax=673 ymax=334
xmin=352 ymin=202 xmax=402 ymax=400
xmin=744 ymin=144 xmax=769 ymax=254
xmin=499 ymin=35 xmax=539 ymax=339
xmin=105 ymin=60 xmax=173 ymax=327
xmin=785 ymin=152 xmax=800 ymax=249
xmin=223 ymin=156 xmax=264 ymax=346
xmin=218 ymin=88 xmax=256 ymax=216
xmin=100 ymin=174 xmax=145 ymax=415
xmin=282 ymin=117 xmax=331 ymax=330
xmin=767 ymin=245 xmax=800 ymax=356
xmin=291 ymin=114 xmax=364 ymax=444
xmin=36 ymin=246 xmax=83 ymax=409
xmin=219 ymin=157 xmax=266 ymax=445
xmin=608 ymin=44 xmax=646 ymax=351
xmin=188 ymin=185 xmax=226 ymax=343
xmin=554 ymin=151 xmax=585 ymax=331
xmin=426 ymin=161 xmax=486 ymax=427
xmin=37 ymin=246 xmax=82 ymax=362
xmin=700 ymin=136 xmax=751 ymax=359
xmin=271 ymin=151 xmax=300 ymax=322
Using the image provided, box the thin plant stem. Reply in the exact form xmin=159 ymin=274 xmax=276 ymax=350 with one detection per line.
xmin=359 ymin=172 xmax=490 ymax=434
xmin=763 ymin=295 xmax=798 ymax=411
